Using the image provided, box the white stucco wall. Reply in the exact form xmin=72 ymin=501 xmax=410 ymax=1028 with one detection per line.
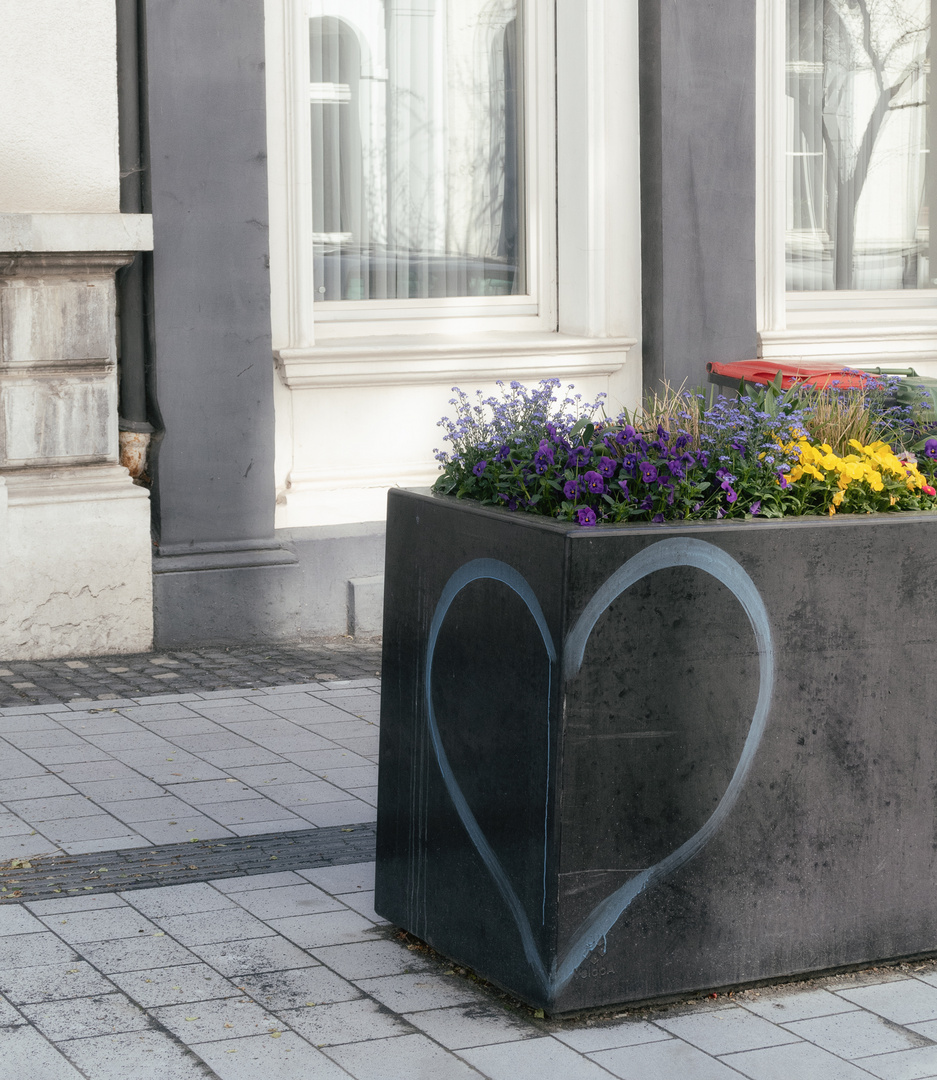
xmin=0 ymin=0 xmax=120 ymax=212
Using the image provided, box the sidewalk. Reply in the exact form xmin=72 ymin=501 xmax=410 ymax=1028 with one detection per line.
xmin=1 ymin=651 xmax=937 ymax=1078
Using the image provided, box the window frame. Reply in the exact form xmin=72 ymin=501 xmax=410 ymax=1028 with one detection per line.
xmin=268 ymin=0 xmax=555 ymax=345
xmin=756 ymin=0 xmax=937 ymax=365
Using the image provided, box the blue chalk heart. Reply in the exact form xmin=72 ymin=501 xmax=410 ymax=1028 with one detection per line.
xmin=425 ymin=537 xmax=774 ymax=998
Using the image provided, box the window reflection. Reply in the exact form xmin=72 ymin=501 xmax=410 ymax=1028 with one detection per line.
xmin=309 ymin=0 xmax=524 ymax=301
xmin=786 ymin=0 xmax=930 ymax=291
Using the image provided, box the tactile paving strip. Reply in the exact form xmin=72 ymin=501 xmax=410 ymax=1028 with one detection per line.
xmin=0 ymin=822 xmax=376 ymax=903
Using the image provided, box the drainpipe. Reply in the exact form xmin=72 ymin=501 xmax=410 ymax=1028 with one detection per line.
xmin=116 ymin=0 xmax=154 ymax=483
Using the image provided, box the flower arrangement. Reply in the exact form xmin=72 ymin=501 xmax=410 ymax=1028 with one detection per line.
xmin=432 ymin=377 xmax=937 ymax=525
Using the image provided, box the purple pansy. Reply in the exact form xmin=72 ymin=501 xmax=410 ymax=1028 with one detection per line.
xmin=638 ymin=461 xmax=659 ymax=484
xmin=583 ymin=470 xmax=605 ymax=494
xmin=576 ymin=506 xmax=597 ymax=526
xmin=472 ymin=460 xmax=487 ymax=477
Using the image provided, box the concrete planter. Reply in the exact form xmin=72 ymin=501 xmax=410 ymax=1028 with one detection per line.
xmin=375 ymin=487 xmax=937 ymax=1013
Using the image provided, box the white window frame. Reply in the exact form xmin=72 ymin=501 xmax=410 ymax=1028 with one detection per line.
xmin=756 ymin=0 xmax=937 ymax=367
xmin=264 ymin=0 xmax=639 ymax=390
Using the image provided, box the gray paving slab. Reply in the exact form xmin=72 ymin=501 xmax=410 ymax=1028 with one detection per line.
xmin=0 ymin=931 xmax=78 ymax=968
xmin=192 ymin=1030 xmax=355 ymax=1080
xmin=461 ymin=1036 xmax=628 ymax=1080
xmin=228 ymin=818 xmax=310 ymax=837
xmin=856 ymin=1043 xmax=937 ymax=1079
xmin=222 ymin=762 xmax=323 ymax=786
xmin=0 ymin=903 xmax=45 ymax=934
xmin=784 ymin=1011 xmax=929 ymax=1058
xmin=288 ymin=748 xmax=374 ymax=771
xmin=301 ymin=862 xmax=375 ymax=894
xmin=132 ymin=816 xmax=235 ymax=845
xmin=162 ymin=779 xmax=258 ymax=805
xmin=71 ymin=776 xmax=169 ymax=801
xmin=296 ymin=799 xmax=377 ymax=827
xmin=202 ymin=798 xmax=306 ymax=827
xmin=656 ymin=1006 xmax=801 ymax=1055
xmin=0 ymin=992 xmax=24 ymax=1025
xmin=0 ymin=728 xmax=85 ymax=750
xmin=554 ymin=1020 xmax=672 ymax=1053
xmin=310 ymin=939 xmax=436 ymax=980
xmin=0 ymin=812 xmax=34 ymax=837
xmin=152 ymin=996 xmax=280 ymax=1042
xmin=57 ymin=1029 xmax=213 ymax=1080
xmin=153 ymin=908 xmax=277 ymax=946
xmin=588 ymin=1037 xmax=750 ymax=1079
xmin=837 ymin=980 xmax=937 ymax=1025
xmin=403 ymin=1002 xmax=545 ymax=1050
xmin=741 ymin=987 xmax=862 ymax=1023
xmin=191 ymin=749 xmax=286 ymax=769
xmin=213 ymin=871 xmax=308 ymax=892
xmin=39 ymin=906 xmax=161 ymax=943
xmin=356 ymin=972 xmax=485 ymax=1013
xmin=238 ymin=965 xmax=362 ymax=1010
xmin=40 ymin=814 xmax=142 ymax=846
xmin=0 ymin=774 xmax=76 ymax=799
xmin=18 ymin=991 xmax=149 ymax=1040
xmin=326 ymin=1032 xmax=485 ymax=1080
xmin=338 ymin=890 xmax=385 ymax=923
xmin=188 ymin=936 xmax=321 ymax=976
xmin=25 ymin=894 xmax=128 ymax=915
xmin=75 ymin=933 xmax=198 ymax=973
xmin=109 ymin=962 xmax=239 ymax=1007
xmin=121 ymin=882 xmax=236 ymax=918
xmin=0 ymin=960 xmax=117 ymax=1004
xmin=269 ymin=909 xmax=382 ymax=949
xmin=283 ymin=996 xmax=416 ymax=1046
xmin=5 ymin=794 xmax=105 ymax=822
xmin=0 ymin=1025 xmax=87 ymax=1080
xmin=719 ymin=1041 xmax=876 ymax=1079
xmin=103 ymin=794 xmax=197 ymax=823
xmin=226 ymin=882 xmax=343 ymax=919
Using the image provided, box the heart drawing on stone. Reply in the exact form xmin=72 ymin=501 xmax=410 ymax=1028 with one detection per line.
xmin=425 ymin=537 xmax=775 ymax=998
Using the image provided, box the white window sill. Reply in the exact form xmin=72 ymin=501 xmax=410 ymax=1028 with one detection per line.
xmin=275 ymin=331 xmax=636 ymax=388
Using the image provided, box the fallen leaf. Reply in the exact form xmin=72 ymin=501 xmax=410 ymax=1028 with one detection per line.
xmin=269 ymin=1031 xmax=281 ymax=1039
xmin=184 ymin=1017 xmax=199 ymax=1022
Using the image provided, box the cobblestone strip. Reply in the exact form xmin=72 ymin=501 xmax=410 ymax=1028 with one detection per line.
xmin=0 ymin=823 xmax=377 ymax=903
xmin=0 ymin=640 xmax=383 ymax=708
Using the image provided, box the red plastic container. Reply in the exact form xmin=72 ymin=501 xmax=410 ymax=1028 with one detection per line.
xmin=707 ymin=360 xmax=869 ymax=390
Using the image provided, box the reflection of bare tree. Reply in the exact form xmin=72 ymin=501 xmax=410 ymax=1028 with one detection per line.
xmin=800 ymin=0 xmax=929 ymax=287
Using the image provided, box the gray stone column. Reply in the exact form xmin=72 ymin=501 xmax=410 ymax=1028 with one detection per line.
xmin=639 ymin=0 xmax=758 ymax=392
xmin=142 ymin=0 xmax=301 ymax=645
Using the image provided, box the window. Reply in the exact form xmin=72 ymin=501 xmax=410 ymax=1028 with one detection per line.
xmin=309 ymin=2 xmax=524 ymax=303
xmin=758 ymin=0 xmax=937 ymax=364
xmin=786 ymin=0 xmax=930 ymax=292
xmin=264 ymin=0 xmax=639 ymax=528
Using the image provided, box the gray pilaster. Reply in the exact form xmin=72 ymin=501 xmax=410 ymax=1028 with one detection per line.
xmin=141 ymin=0 xmax=300 ymax=645
xmin=639 ymin=0 xmax=757 ymax=392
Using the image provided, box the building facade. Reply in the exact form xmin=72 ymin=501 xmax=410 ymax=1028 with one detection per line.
xmin=0 ymin=0 xmax=926 ymax=656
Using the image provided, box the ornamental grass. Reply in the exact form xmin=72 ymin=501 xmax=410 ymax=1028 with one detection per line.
xmin=432 ymin=377 xmax=937 ymax=526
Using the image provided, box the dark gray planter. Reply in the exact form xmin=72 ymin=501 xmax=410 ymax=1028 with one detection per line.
xmin=374 ymin=487 xmax=937 ymax=1013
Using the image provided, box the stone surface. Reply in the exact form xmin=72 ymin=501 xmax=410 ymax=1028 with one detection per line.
xmin=376 ymin=488 xmax=937 ymax=1012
